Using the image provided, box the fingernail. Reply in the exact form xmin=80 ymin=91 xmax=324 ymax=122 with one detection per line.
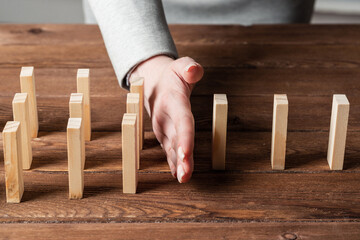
xmin=177 ymin=165 xmax=185 ymax=183
xmin=178 ymin=146 xmax=185 ymax=163
xmin=185 ymin=63 xmax=198 ymax=72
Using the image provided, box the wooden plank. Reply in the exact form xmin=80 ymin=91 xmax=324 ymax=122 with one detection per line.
xmin=67 ymin=118 xmax=84 ymax=199
xmin=1 ymin=44 xmax=360 ymax=70
xmin=2 ymin=121 xmax=24 ymax=203
xmin=271 ymin=94 xmax=288 ymax=170
xmin=1 ymin=68 xmax=360 ymax=98
xmin=327 ymin=94 xmax=350 ymax=170
xmin=2 ymin=94 xmax=360 ymax=133
xmin=122 ymin=114 xmax=138 ymax=194
xmin=1 ymin=222 xmax=360 ymax=240
xmin=126 ymin=93 xmax=140 ymax=169
xmin=0 ymin=171 xmax=359 ymax=222
xmin=212 ymin=94 xmax=228 ymax=170
xmin=0 ymin=130 xmax=360 ymax=173
xmin=2 ymin=25 xmax=360 ymax=47
xmin=12 ymin=93 xmax=32 ymax=170
xmin=77 ymin=69 xmax=91 ymax=141
xmin=130 ymin=77 xmax=144 ymax=150
xmin=20 ymin=66 xmax=38 ymax=138
xmin=170 ymin=25 xmax=360 ymax=45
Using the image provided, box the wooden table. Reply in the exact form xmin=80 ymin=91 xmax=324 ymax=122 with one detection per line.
xmin=1 ymin=24 xmax=360 ymax=239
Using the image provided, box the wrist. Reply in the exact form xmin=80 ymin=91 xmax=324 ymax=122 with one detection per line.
xmin=130 ymin=55 xmax=174 ymax=85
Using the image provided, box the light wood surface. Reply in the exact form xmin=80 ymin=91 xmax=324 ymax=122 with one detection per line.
xmin=130 ymin=77 xmax=144 ymax=150
xmin=122 ymin=113 xmax=138 ymax=194
xmin=67 ymin=118 xmax=84 ymax=199
xmin=69 ymin=93 xmax=85 ymax=169
xmin=271 ymin=94 xmax=289 ymax=170
xmin=77 ymin=69 xmax=91 ymax=141
xmin=2 ymin=121 xmax=23 ymax=203
xmin=126 ymin=93 xmax=140 ymax=169
xmin=212 ymin=94 xmax=228 ymax=170
xmin=327 ymin=94 xmax=350 ymax=170
xmin=20 ymin=66 xmax=38 ymax=138
xmin=12 ymin=93 xmax=32 ymax=170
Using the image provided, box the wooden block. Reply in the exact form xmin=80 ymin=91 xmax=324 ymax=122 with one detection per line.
xmin=20 ymin=66 xmax=38 ymax=138
xmin=271 ymin=94 xmax=289 ymax=170
xmin=67 ymin=118 xmax=85 ymax=199
xmin=130 ymin=77 xmax=144 ymax=150
xmin=69 ymin=93 xmax=85 ymax=169
xmin=212 ymin=94 xmax=228 ymax=170
xmin=12 ymin=93 xmax=32 ymax=170
xmin=126 ymin=93 xmax=140 ymax=170
xmin=327 ymin=94 xmax=350 ymax=170
xmin=122 ymin=113 xmax=138 ymax=194
xmin=2 ymin=121 xmax=24 ymax=203
xmin=77 ymin=69 xmax=91 ymax=141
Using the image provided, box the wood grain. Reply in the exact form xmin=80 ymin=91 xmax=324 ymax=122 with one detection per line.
xmin=1 ymin=222 xmax=360 ymax=240
xmin=2 ymin=95 xmax=360 ymax=132
xmin=0 ymin=171 xmax=360 ymax=222
xmin=1 ymin=24 xmax=360 ymax=237
xmin=0 ymin=67 xmax=360 ymax=97
xmin=0 ymin=131 xmax=360 ymax=173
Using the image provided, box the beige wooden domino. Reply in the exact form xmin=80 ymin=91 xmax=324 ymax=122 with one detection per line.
xmin=327 ymin=94 xmax=350 ymax=170
xmin=77 ymin=69 xmax=91 ymax=141
xmin=126 ymin=93 xmax=140 ymax=170
xmin=271 ymin=94 xmax=289 ymax=170
xmin=67 ymin=118 xmax=85 ymax=199
xmin=69 ymin=93 xmax=85 ymax=169
xmin=122 ymin=113 xmax=138 ymax=194
xmin=212 ymin=94 xmax=228 ymax=170
xmin=130 ymin=77 xmax=144 ymax=150
xmin=20 ymin=66 xmax=38 ymax=138
xmin=2 ymin=121 xmax=24 ymax=203
xmin=12 ymin=93 xmax=32 ymax=170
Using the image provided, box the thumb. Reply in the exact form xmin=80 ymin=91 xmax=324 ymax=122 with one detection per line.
xmin=171 ymin=57 xmax=204 ymax=85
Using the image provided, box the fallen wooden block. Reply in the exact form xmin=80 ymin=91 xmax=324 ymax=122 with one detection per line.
xmin=67 ymin=118 xmax=85 ymax=199
xmin=2 ymin=121 xmax=24 ymax=203
xmin=327 ymin=94 xmax=350 ymax=170
xmin=271 ymin=94 xmax=289 ymax=170
xmin=77 ymin=69 xmax=91 ymax=141
xmin=130 ymin=77 xmax=144 ymax=150
xmin=126 ymin=93 xmax=140 ymax=170
xmin=12 ymin=93 xmax=32 ymax=170
xmin=20 ymin=66 xmax=38 ymax=138
xmin=212 ymin=94 xmax=228 ymax=170
xmin=122 ymin=113 xmax=138 ymax=194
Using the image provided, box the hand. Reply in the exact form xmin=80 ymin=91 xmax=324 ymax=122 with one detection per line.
xmin=130 ymin=55 xmax=204 ymax=183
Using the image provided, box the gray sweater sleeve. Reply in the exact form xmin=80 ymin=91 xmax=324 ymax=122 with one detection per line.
xmin=88 ymin=0 xmax=178 ymax=89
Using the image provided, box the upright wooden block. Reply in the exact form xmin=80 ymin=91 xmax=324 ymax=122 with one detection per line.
xmin=20 ymin=66 xmax=38 ymax=138
xmin=12 ymin=93 xmax=32 ymax=170
xmin=77 ymin=69 xmax=91 ymax=141
xmin=122 ymin=113 xmax=138 ymax=194
xmin=2 ymin=121 xmax=24 ymax=203
xmin=126 ymin=93 xmax=140 ymax=170
xmin=67 ymin=118 xmax=85 ymax=199
xmin=327 ymin=94 xmax=350 ymax=170
xmin=69 ymin=93 xmax=85 ymax=169
xmin=130 ymin=77 xmax=144 ymax=150
xmin=212 ymin=94 xmax=228 ymax=170
xmin=271 ymin=94 xmax=289 ymax=170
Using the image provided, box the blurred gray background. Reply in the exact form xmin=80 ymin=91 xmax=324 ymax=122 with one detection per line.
xmin=0 ymin=0 xmax=359 ymax=24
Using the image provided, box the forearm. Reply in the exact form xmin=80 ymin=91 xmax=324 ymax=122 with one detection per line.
xmin=88 ymin=0 xmax=178 ymax=88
